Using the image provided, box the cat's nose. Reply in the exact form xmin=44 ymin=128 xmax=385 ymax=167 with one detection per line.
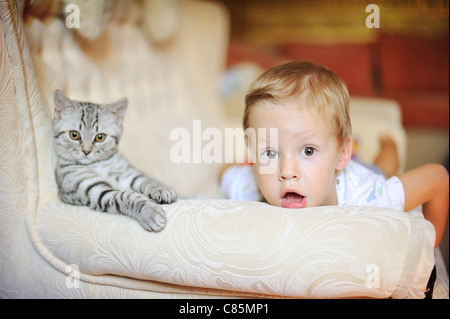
xmin=82 ymin=143 xmax=92 ymax=156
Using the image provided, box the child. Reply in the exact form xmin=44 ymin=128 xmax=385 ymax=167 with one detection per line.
xmin=221 ymin=60 xmax=448 ymax=247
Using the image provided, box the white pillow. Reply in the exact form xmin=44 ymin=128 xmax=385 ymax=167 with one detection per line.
xmin=36 ymin=199 xmax=435 ymax=298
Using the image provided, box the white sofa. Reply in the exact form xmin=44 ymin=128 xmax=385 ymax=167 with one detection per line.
xmin=0 ymin=0 xmax=447 ymax=298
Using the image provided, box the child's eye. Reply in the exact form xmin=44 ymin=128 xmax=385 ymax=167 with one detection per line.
xmin=69 ymin=130 xmax=81 ymax=140
xmin=302 ymin=146 xmax=316 ymax=157
xmin=94 ymin=133 xmax=107 ymax=143
xmin=262 ymin=149 xmax=278 ymax=160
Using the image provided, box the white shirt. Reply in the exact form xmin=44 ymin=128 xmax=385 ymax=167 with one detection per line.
xmin=336 ymin=160 xmax=405 ymax=210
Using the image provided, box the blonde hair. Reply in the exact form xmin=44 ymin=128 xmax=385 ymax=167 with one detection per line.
xmin=243 ymin=60 xmax=352 ymax=148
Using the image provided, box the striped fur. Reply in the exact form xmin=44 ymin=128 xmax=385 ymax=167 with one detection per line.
xmin=53 ymin=90 xmax=177 ymax=232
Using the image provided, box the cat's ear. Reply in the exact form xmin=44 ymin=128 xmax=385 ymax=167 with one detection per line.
xmin=106 ymin=98 xmax=128 ymax=121
xmin=54 ymin=90 xmax=76 ymax=119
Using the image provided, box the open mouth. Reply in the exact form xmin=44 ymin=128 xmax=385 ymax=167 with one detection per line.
xmin=281 ymin=191 xmax=306 ymax=209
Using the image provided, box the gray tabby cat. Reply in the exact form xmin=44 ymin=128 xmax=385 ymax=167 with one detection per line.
xmin=53 ymin=90 xmax=177 ymax=232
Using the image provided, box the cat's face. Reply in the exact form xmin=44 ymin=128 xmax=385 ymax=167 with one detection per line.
xmin=53 ymin=90 xmax=128 ymax=164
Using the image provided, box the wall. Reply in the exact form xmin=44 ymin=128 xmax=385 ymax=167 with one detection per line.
xmin=220 ymin=0 xmax=449 ymax=45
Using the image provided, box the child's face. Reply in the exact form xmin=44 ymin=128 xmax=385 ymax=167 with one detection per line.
xmin=248 ymin=101 xmax=350 ymax=209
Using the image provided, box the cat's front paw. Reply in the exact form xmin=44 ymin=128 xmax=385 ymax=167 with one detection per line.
xmin=137 ymin=202 xmax=167 ymax=232
xmin=148 ymin=186 xmax=177 ymax=204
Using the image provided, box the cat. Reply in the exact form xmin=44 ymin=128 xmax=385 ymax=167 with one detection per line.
xmin=53 ymin=90 xmax=177 ymax=232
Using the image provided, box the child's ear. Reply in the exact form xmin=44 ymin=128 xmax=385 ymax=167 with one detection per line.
xmin=336 ymin=137 xmax=353 ymax=171
xmin=246 ymin=150 xmax=255 ymax=165
xmin=244 ymin=134 xmax=256 ymax=165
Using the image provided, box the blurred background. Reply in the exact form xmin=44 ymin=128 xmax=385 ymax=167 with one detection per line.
xmin=216 ymin=0 xmax=448 ymax=171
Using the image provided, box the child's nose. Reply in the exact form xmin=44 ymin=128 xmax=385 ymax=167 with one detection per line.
xmin=279 ymin=158 xmax=300 ymax=181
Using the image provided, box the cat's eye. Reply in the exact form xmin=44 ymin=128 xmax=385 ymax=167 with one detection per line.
xmin=94 ymin=133 xmax=106 ymax=143
xmin=69 ymin=130 xmax=80 ymax=140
